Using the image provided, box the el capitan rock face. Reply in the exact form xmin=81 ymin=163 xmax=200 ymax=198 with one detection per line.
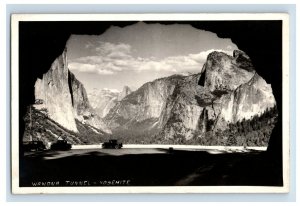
xmin=34 ymin=49 xmax=78 ymax=132
xmin=33 ymin=49 xmax=110 ymax=140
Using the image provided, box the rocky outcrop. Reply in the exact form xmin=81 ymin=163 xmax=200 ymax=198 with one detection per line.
xmin=34 ymin=49 xmax=110 ymax=134
xmin=34 ymin=49 xmax=78 ymax=132
xmin=203 ymin=51 xmax=275 ymax=131
xmin=158 ymin=74 xmax=215 ymax=140
xmin=203 ymin=51 xmax=255 ymax=92
xmin=215 ymin=72 xmax=276 ymax=127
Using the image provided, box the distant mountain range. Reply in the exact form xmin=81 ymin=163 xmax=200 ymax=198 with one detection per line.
xmin=24 ymin=49 xmax=277 ymax=146
xmin=87 ymin=86 xmax=132 ymax=118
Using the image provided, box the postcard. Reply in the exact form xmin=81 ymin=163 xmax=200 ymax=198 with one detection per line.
xmin=11 ymin=13 xmax=289 ymax=193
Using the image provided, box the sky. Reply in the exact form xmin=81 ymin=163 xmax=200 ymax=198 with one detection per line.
xmin=66 ymin=22 xmax=238 ymax=93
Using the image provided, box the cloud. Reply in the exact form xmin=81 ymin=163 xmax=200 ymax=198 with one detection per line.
xmin=95 ymin=42 xmax=131 ymax=58
xmin=135 ymin=56 xmax=198 ymax=73
xmin=189 ymin=49 xmax=232 ymax=63
xmin=73 ymin=56 xmax=103 ymax=64
xmin=68 ymin=62 xmax=114 ymax=75
xmin=69 ymin=41 xmax=233 ymax=76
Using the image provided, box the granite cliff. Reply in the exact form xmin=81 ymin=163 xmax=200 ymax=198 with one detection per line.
xmin=32 ymin=49 xmax=110 ymax=140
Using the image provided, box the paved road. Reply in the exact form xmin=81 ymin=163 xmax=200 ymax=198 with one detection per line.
xmin=24 ymin=146 xmax=262 ymax=160
xmin=24 ymin=148 xmax=169 ymax=160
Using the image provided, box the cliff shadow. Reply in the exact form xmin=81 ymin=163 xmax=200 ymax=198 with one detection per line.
xmin=20 ymin=149 xmax=282 ymax=187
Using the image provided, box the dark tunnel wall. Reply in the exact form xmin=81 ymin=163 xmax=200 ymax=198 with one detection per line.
xmin=18 ymin=20 xmax=283 ymax=168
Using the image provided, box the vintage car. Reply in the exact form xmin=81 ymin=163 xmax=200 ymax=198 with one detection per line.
xmin=102 ymin=139 xmax=123 ymax=149
xmin=50 ymin=139 xmax=72 ymax=151
xmin=23 ymin=141 xmax=46 ymax=152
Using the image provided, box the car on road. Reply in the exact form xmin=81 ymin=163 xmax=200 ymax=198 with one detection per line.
xmin=23 ymin=141 xmax=46 ymax=151
xmin=50 ymin=139 xmax=72 ymax=151
xmin=102 ymin=139 xmax=123 ymax=149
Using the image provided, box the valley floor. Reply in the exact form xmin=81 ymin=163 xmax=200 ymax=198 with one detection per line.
xmin=20 ymin=148 xmax=282 ymax=187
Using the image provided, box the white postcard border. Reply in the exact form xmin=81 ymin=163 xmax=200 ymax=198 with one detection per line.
xmin=11 ymin=13 xmax=290 ymax=194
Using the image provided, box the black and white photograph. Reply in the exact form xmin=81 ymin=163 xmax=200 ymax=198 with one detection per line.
xmin=11 ymin=14 xmax=289 ymax=193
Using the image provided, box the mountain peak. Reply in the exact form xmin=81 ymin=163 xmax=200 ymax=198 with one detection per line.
xmin=204 ymin=50 xmax=255 ymax=92
xmin=122 ymin=85 xmax=131 ymax=92
xmin=118 ymin=86 xmax=132 ymax=101
xmin=206 ymin=51 xmax=233 ymax=63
